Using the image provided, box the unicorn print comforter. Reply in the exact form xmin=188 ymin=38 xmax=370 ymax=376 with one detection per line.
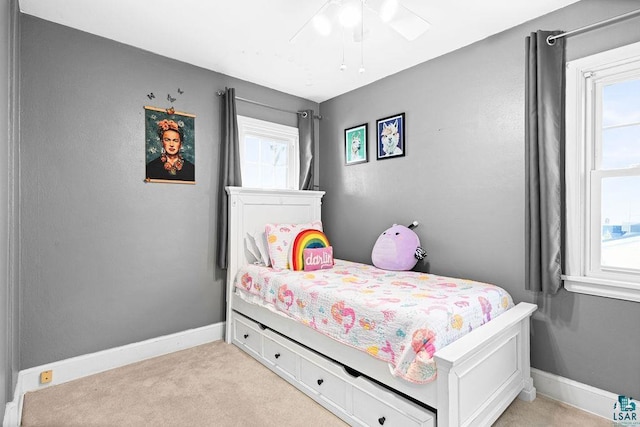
xmin=234 ymin=259 xmax=514 ymax=383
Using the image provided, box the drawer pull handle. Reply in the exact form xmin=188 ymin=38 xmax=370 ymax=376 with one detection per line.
xmin=378 ymin=417 xmax=386 ymax=425
xmin=317 ymin=379 xmax=324 ymax=386
xmin=274 ymin=353 xmax=281 ymax=359
xmin=243 ymin=333 xmax=249 ymax=339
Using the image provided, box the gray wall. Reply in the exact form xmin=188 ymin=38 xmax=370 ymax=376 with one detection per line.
xmin=19 ymin=15 xmax=319 ymax=369
xmin=319 ymin=0 xmax=640 ymax=398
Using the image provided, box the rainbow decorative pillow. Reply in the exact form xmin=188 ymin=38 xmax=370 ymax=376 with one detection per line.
xmin=289 ymin=229 xmax=331 ymax=271
xmin=265 ymin=221 xmax=323 ymax=270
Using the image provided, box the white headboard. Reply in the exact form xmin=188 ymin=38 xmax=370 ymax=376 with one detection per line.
xmin=224 ymin=187 xmax=325 ymax=338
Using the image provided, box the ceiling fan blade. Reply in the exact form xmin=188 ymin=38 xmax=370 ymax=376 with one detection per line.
xmin=387 ymin=4 xmax=430 ymax=41
xmin=289 ymin=0 xmax=335 ymax=43
xmin=364 ymin=0 xmax=430 ymax=41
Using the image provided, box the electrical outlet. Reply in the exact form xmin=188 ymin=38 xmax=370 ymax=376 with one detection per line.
xmin=40 ymin=370 xmax=53 ymax=384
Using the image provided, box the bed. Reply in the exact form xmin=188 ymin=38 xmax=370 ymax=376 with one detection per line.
xmin=224 ymin=186 xmax=537 ymax=426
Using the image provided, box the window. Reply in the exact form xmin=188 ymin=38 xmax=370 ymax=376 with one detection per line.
xmin=237 ymin=116 xmax=299 ymax=190
xmin=564 ymin=41 xmax=640 ymax=302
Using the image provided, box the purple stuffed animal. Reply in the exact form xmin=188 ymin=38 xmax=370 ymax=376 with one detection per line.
xmin=371 ymin=222 xmax=427 ymax=271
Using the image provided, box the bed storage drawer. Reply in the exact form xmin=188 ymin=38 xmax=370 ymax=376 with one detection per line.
xmin=299 ymin=357 xmax=347 ymax=409
xmin=352 ymin=386 xmax=434 ymax=427
xmin=232 ymin=315 xmax=262 ymax=357
xmin=263 ymin=335 xmax=297 ymax=379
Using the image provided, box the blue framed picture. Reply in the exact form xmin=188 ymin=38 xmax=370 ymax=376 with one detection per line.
xmin=376 ymin=113 xmax=405 ymax=160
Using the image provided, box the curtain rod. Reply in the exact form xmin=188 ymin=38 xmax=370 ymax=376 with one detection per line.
xmin=216 ymin=91 xmax=322 ymax=120
xmin=547 ymin=8 xmax=640 ymax=45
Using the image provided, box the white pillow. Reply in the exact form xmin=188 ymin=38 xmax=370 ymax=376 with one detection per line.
xmin=244 ymin=234 xmax=262 ymax=264
xmin=252 ymin=231 xmax=271 ymax=266
xmin=246 ymin=231 xmax=271 ymax=266
xmin=265 ymin=221 xmax=323 ymax=269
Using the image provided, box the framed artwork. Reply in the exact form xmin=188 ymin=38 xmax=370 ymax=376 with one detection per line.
xmin=376 ymin=113 xmax=405 ymax=160
xmin=344 ymin=123 xmax=368 ymax=165
xmin=144 ymin=106 xmax=196 ymax=184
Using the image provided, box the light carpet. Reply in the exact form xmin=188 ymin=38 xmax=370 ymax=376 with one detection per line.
xmin=21 ymin=341 xmax=610 ymax=426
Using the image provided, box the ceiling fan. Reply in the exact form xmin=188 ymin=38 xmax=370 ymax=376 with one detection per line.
xmin=289 ymin=0 xmax=431 ymax=43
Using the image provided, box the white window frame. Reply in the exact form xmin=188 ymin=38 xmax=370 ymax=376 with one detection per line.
xmin=564 ymin=41 xmax=640 ymax=302
xmin=237 ymin=116 xmax=300 ymax=190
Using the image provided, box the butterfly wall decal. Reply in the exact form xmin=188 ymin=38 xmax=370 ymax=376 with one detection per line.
xmin=145 ymin=87 xmax=183 ymax=107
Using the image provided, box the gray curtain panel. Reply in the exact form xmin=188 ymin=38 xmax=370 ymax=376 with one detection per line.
xmin=524 ymin=31 xmax=565 ymax=294
xmin=298 ymin=110 xmax=315 ymax=190
xmin=217 ymin=88 xmax=242 ymax=269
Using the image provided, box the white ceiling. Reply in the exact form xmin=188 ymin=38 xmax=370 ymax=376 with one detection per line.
xmin=19 ymin=0 xmax=580 ymax=103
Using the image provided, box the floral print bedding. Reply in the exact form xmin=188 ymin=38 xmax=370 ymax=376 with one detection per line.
xmin=234 ymin=259 xmax=514 ymax=383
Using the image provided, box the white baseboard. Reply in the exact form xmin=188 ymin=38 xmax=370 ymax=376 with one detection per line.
xmin=531 ymin=368 xmax=618 ymax=420
xmin=3 ymin=322 xmax=225 ymax=427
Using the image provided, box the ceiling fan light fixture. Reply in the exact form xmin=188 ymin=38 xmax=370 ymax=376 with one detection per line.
xmin=379 ymin=0 xmax=398 ymax=23
xmin=338 ymin=2 xmax=361 ymax=28
xmin=312 ymin=14 xmax=332 ymax=36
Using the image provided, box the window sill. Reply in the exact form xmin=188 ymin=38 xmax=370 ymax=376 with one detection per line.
xmin=562 ymin=275 xmax=640 ymax=303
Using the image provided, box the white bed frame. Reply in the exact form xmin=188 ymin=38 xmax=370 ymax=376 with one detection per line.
xmin=224 ymin=186 xmax=537 ymax=426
